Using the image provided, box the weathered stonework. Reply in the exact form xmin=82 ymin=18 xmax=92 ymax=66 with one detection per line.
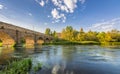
xmin=0 ymin=22 xmax=53 ymax=46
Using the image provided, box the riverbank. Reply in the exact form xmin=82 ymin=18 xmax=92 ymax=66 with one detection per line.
xmin=43 ymin=41 xmax=101 ymax=45
xmin=0 ymin=58 xmax=32 ymax=74
xmin=0 ymin=58 xmax=42 ymax=74
xmin=43 ymin=41 xmax=120 ymax=45
xmin=1 ymin=41 xmax=120 ymax=47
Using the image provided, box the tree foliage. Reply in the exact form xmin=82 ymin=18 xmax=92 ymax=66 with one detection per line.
xmin=61 ymin=26 xmax=120 ymax=43
xmin=45 ymin=26 xmax=120 ymax=43
xmin=45 ymin=28 xmax=52 ymax=36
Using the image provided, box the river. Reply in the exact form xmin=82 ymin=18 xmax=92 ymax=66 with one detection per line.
xmin=0 ymin=45 xmax=120 ymax=74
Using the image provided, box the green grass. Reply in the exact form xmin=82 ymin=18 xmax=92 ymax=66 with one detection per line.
xmin=0 ymin=58 xmax=43 ymax=74
xmin=101 ymin=42 xmax=120 ymax=45
xmin=43 ymin=41 xmax=100 ymax=45
xmin=0 ymin=59 xmax=32 ymax=74
xmin=79 ymin=41 xmax=100 ymax=45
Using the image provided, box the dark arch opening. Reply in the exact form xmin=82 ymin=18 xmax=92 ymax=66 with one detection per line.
xmin=39 ymin=37 xmax=43 ymax=40
xmin=0 ymin=39 xmax=2 ymax=43
xmin=0 ymin=26 xmax=4 ymax=29
xmin=46 ymin=38 xmax=49 ymax=40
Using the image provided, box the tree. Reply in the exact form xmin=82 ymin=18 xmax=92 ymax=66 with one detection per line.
xmin=97 ymin=32 xmax=106 ymax=42
xmin=52 ymin=30 xmax=58 ymax=38
xmin=45 ymin=27 xmax=120 ymax=43
xmin=86 ymin=30 xmax=98 ymax=41
xmin=45 ymin=28 xmax=51 ymax=36
xmin=61 ymin=26 xmax=77 ymax=41
xmin=80 ymin=28 xmax=84 ymax=34
xmin=104 ymin=29 xmax=120 ymax=42
xmin=77 ymin=28 xmax=86 ymax=41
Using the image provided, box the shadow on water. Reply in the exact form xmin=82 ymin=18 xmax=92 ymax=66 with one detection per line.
xmin=0 ymin=45 xmax=120 ymax=74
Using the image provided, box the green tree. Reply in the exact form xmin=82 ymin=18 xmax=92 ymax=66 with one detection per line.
xmin=97 ymin=32 xmax=106 ymax=42
xmin=86 ymin=30 xmax=98 ymax=41
xmin=77 ymin=28 xmax=86 ymax=41
xmin=52 ymin=30 xmax=58 ymax=38
xmin=45 ymin=28 xmax=51 ymax=36
xmin=104 ymin=29 xmax=120 ymax=42
xmin=61 ymin=26 xmax=77 ymax=41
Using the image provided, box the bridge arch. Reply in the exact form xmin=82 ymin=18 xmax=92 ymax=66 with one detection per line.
xmin=45 ymin=37 xmax=50 ymax=43
xmin=0 ymin=26 xmax=4 ymax=29
xmin=0 ymin=31 xmax=15 ymax=46
xmin=24 ymin=36 xmax=34 ymax=46
xmin=37 ymin=37 xmax=44 ymax=44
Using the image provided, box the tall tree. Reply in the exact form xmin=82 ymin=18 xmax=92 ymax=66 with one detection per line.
xmin=45 ymin=28 xmax=51 ymax=36
xmin=97 ymin=32 xmax=106 ymax=42
xmin=86 ymin=30 xmax=98 ymax=41
xmin=77 ymin=28 xmax=86 ymax=41
xmin=61 ymin=26 xmax=76 ymax=41
xmin=52 ymin=30 xmax=58 ymax=38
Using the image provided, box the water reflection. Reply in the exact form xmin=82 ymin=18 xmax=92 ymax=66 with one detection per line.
xmin=0 ymin=47 xmax=14 ymax=64
xmin=0 ymin=45 xmax=120 ymax=74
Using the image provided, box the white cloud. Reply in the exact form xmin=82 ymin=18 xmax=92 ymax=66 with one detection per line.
xmin=39 ymin=0 xmax=45 ymax=7
xmin=51 ymin=0 xmax=86 ymax=23
xmin=52 ymin=0 xmax=81 ymax=13
xmin=79 ymin=0 xmax=86 ymax=4
xmin=0 ymin=4 xmax=4 ymax=10
xmin=89 ymin=18 xmax=120 ymax=32
xmin=36 ymin=0 xmax=86 ymax=23
xmin=46 ymin=0 xmax=49 ymax=3
xmin=35 ymin=0 xmax=46 ymax=7
xmin=51 ymin=8 xmax=66 ymax=23
xmin=48 ymin=15 xmax=50 ymax=18
xmin=44 ymin=23 xmax=48 ymax=25
xmin=64 ymin=0 xmax=77 ymax=13
xmin=51 ymin=8 xmax=60 ymax=19
xmin=28 ymin=13 xmax=32 ymax=16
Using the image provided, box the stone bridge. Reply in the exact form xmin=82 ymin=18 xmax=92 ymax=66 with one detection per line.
xmin=0 ymin=22 xmax=53 ymax=47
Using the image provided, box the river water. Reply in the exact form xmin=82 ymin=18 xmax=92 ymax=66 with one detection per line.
xmin=0 ymin=45 xmax=120 ymax=74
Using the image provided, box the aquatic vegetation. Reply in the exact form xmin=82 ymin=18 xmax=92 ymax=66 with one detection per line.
xmin=0 ymin=59 xmax=32 ymax=74
xmin=33 ymin=63 xmax=42 ymax=72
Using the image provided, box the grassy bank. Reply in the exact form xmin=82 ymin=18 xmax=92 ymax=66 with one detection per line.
xmin=0 ymin=59 xmax=32 ymax=74
xmin=43 ymin=41 xmax=101 ymax=45
xmin=43 ymin=41 xmax=120 ymax=46
xmin=101 ymin=42 xmax=120 ymax=45
xmin=0 ymin=58 xmax=42 ymax=74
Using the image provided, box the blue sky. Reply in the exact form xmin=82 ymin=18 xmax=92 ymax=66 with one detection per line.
xmin=0 ymin=0 xmax=120 ymax=33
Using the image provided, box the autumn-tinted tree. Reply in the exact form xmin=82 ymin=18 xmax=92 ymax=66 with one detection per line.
xmin=45 ymin=26 xmax=120 ymax=43
xmin=87 ymin=30 xmax=98 ymax=41
xmin=97 ymin=32 xmax=106 ymax=42
xmin=77 ymin=28 xmax=86 ymax=41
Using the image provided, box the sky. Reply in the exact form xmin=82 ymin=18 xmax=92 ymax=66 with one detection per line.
xmin=0 ymin=0 xmax=120 ymax=33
